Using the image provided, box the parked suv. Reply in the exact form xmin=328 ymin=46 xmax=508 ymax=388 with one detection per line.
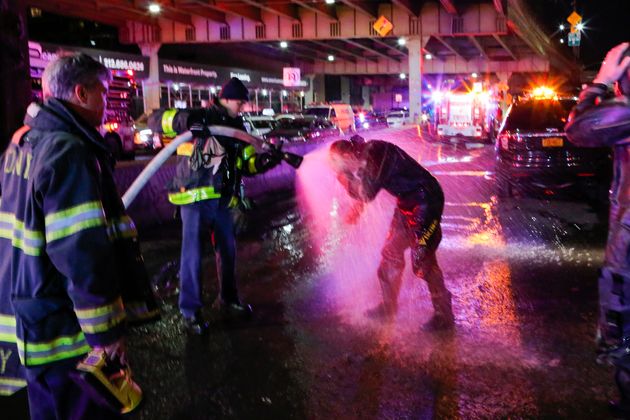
xmin=265 ymin=117 xmax=340 ymax=144
xmin=495 ymin=91 xmax=610 ymax=198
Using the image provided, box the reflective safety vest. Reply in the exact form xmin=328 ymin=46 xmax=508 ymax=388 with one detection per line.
xmin=160 ymin=105 xmax=262 ymax=206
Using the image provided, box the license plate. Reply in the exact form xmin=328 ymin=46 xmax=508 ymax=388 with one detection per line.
xmin=542 ymin=137 xmax=563 ymax=147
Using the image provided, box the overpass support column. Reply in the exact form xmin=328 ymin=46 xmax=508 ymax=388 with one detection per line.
xmin=139 ymin=43 xmax=161 ymax=113
xmin=407 ymin=36 xmax=425 ymax=124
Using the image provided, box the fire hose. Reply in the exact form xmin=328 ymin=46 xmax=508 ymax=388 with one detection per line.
xmin=121 ymin=125 xmax=301 ymax=209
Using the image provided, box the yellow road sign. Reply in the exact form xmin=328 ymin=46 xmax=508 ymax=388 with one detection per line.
xmin=373 ymin=15 xmax=393 ymax=37
xmin=567 ymin=11 xmax=582 ymax=26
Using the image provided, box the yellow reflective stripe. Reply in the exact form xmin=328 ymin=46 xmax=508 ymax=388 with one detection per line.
xmin=45 ymin=201 xmax=103 ymax=225
xmin=0 ymin=314 xmax=16 ymax=327
xmin=17 ymin=331 xmax=91 ymax=366
xmin=162 ymin=109 xmax=178 ymax=137
xmin=75 ymin=297 xmax=124 ymax=318
xmin=177 ymin=142 xmax=194 ymax=156
xmin=0 ymin=378 xmax=27 ymax=396
xmin=46 ymin=218 xmax=106 ymax=242
xmin=236 ymin=156 xmax=243 ymax=170
xmin=168 ymin=186 xmax=221 ymax=205
xmin=79 ymin=311 xmax=126 ymax=334
xmin=242 ymin=145 xmax=256 ymax=161
xmin=45 ymin=201 xmax=106 ymax=242
xmin=75 ymin=297 xmax=126 ymax=334
xmin=0 ymin=313 xmax=17 ymax=343
xmin=228 ymin=196 xmax=239 ymax=208
xmin=0 ymin=212 xmax=45 ymax=256
xmin=248 ymin=156 xmax=257 ymax=174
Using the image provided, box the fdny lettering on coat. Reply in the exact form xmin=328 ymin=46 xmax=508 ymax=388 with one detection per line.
xmin=0 ymin=347 xmax=13 ymax=374
xmin=3 ymin=147 xmax=32 ymax=180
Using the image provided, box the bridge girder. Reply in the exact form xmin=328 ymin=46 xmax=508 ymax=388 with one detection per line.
xmin=24 ymin=0 xmax=576 ymax=76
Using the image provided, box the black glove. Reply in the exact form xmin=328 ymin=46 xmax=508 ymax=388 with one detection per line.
xmin=255 ymin=152 xmax=282 ymax=173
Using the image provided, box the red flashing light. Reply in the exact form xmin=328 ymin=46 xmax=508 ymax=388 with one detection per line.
xmin=126 ymin=69 xmax=134 ymax=77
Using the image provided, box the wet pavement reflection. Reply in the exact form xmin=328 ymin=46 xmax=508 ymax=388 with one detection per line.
xmin=138 ymin=127 xmax=614 ymax=419
xmin=2 ymin=127 xmax=614 ymax=419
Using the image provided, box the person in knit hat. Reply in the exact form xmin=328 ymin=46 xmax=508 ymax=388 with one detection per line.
xmin=149 ymin=77 xmax=283 ymax=334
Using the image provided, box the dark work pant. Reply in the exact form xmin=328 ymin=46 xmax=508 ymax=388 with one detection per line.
xmin=376 ymin=191 xmax=450 ymax=314
xmin=26 ymin=357 xmax=122 ymax=420
xmin=599 ymin=205 xmax=630 ymax=342
xmin=179 ymin=199 xmax=237 ymax=318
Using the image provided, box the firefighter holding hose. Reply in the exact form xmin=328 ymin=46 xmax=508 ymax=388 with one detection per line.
xmin=149 ymin=77 xmax=289 ymax=334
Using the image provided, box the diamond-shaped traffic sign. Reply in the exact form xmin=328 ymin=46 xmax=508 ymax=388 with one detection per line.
xmin=373 ymin=15 xmax=393 ymax=37
xmin=567 ymin=11 xmax=582 ymax=26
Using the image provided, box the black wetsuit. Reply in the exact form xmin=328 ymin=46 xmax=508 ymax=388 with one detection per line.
xmin=345 ymin=140 xmax=451 ymax=317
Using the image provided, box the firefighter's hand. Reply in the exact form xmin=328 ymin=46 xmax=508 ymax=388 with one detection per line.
xmin=594 ymin=43 xmax=630 ymax=86
xmin=95 ymin=338 xmax=127 ymax=365
xmin=344 ymin=201 xmax=364 ymax=225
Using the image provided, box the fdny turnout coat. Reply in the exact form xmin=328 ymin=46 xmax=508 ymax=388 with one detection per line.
xmin=155 ymin=101 xmax=279 ymax=207
xmin=0 ymin=99 xmax=157 ymax=376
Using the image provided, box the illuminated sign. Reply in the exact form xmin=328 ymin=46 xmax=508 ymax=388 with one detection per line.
xmin=283 ymin=67 xmax=301 ymax=87
xmin=28 ymin=41 xmax=150 ymax=79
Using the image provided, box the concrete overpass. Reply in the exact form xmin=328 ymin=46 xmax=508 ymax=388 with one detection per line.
xmin=24 ymin=0 xmax=576 ymax=121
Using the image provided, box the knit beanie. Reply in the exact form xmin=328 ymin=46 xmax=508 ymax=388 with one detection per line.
xmin=220 ymin=77 xmax=249 ymax=101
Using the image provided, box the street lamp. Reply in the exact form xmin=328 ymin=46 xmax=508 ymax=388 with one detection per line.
xmin=560 ymin=38 xmax=565 ymax=44
xmin=148 ymin=3 xmax=161 ymax=14
xmin=576 ymin=22 xmax=584 ymax=31
xmin=397 ymin=37 xmax=406 ymax=46
xmin=280 ymin=41 xmax=288 ymax=49
xmin=399 ymin=73 xmax=406 ymax=80
xmin=559 ymin=24 xmax=565 ymax=31
xmin=328 ymin=54 xmax=335 ymax=62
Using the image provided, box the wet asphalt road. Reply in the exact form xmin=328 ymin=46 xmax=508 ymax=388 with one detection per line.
xmin=2 ymin=126 xmax=618 ymax=419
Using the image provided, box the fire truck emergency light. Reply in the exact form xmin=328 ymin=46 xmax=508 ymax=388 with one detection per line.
xmin=531 ymin=86 xmax=556 ymax=100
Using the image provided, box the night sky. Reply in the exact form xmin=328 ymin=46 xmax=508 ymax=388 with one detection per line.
xmin=528 ymin=0 xmax=630 ymax=70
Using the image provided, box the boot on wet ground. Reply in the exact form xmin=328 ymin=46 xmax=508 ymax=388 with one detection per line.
xmin=213 ymin=298 xmax=253 ymax=320
xmin=183 ymin=311 xmax=209 ymax=335
xmin=422 ymin=312 xmax=455 ymax=332
xmin=365 ymin=302 xmax=397 ymax=321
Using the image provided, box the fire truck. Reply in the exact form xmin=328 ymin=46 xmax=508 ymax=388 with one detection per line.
xmin=432 ymin=82 xmax=498 ymax=143
xmin=28 ymin=41 xmax=138 ymax=159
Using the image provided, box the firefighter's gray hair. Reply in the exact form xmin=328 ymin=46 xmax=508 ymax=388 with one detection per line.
xmin=42 ymin=52 xmax=111 ymax=100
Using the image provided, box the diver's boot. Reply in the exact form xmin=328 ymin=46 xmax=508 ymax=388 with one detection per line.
xmin=366 ymin=301 xmax=397 ymax=321
xmin=424 ymin=291 xmax=454 ymax=331
xmin=366 ymin=279 xmax=399 ymax=321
